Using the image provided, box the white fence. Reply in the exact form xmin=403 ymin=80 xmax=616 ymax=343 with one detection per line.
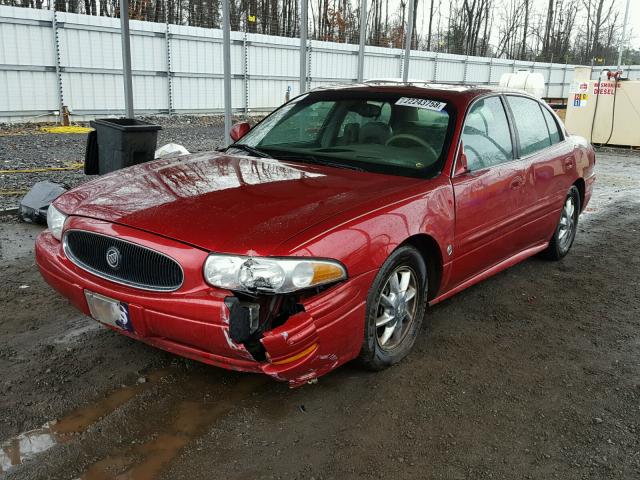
xmin=2 ymin=5 xmax=640 ymax=123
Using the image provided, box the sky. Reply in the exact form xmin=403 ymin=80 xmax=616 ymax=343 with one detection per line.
xmin=627 ymin=0 xmax=640 ymax=48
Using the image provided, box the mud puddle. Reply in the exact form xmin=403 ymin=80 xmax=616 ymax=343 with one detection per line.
xmin=0 ymin=370 xmax=168 ymax=473
xmin=77 ymin=375 xmax=267 ymax=480
xmin=1 ymin=365 xmax=269 ymax=479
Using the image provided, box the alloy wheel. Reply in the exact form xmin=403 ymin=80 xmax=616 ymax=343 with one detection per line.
xmin=558 ymin=195 xmax=576 ymax=251
xmin=375 ymin=266 xmax=419 ymax=350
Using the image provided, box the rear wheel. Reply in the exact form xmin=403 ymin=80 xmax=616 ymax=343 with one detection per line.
xmin=358 ymin=246 xmax=427 ymax=370
xmin=542 ymin=185 xmax=580 ymax=260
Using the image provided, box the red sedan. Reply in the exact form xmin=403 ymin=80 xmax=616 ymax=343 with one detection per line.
xmin=36 ymin=84 xmax=596 ymax=386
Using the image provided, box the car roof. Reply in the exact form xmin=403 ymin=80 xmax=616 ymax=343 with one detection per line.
xmin=307 ymin=81 xmax=531 ymax=104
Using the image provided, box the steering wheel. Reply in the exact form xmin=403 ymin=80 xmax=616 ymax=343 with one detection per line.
xmin=385 ymin=134 xmax=438 ymax=159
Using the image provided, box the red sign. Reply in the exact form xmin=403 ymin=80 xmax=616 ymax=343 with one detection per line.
xmin=593 ymin=81 xmax=619 ymax=95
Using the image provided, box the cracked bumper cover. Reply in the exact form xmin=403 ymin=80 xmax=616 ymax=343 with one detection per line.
xmin=35 ymin=228 xmax=376 ymax=387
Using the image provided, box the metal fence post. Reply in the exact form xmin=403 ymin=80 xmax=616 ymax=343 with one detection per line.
xmin=487 ymin=57 xmax=493 ymax=85
xmin=402 ymin=0 xmax=415 ymax=82
xmin=243 ymin=27 xmax=249 ymax=114
xmin=561 ymin=63 xmax=569 ymax=99
xmin=433 ymin=52 xmax=438 ymax=82
xmin=120 ymin=0 xmax=135 ymax=118
xmin=307 ymin=42 xmax=312 ymax=90
xmin=546 ymin=61 xmax=553 ymax=98
xmin=463 ymin=55 xmax=469 ymax=85
xmin=357 ymin=0 xmax=367 ymax=82
xmin=299 ymin=0 xmax=308 ymax=93
xmin=164 ymin=2 xmax=172 ymax=115
xmin=51 ymin=6 xmax=64 ymax=123
xmin=222 ymin=0 xmax=232 ymax=145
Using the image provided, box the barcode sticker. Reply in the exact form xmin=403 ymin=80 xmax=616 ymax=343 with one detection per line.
xmin=395 ymin=97 xmax=447 ymax=111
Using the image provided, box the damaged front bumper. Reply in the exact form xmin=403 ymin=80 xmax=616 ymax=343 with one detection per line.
xmin=35 ymin=222 xmax=376 ymax=387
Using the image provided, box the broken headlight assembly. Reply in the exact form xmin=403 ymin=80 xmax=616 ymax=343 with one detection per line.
xmin=203 ymin=254 xmax=347 ymax=294
xmin=46 ymin=204 xmax=67 ymax=241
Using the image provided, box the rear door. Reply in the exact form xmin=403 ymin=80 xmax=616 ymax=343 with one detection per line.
xmin=503 ymin=95 xmax=575 ymax=248
xmin=449 ymin=95 xmax=526 ymax=287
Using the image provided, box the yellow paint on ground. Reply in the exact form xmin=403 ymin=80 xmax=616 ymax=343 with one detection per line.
xmin=39 ymin=126 xmax=94 ymax=134
xmin=0 ymin=189 xmax=29 ymax=196
xmin=0 ymin=162 xmax=84 ymax=175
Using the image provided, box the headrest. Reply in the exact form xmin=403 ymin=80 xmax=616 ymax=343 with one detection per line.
xmin=359 ymin=122 xmax=392 ymax=144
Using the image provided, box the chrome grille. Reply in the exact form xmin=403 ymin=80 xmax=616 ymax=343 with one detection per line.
xmin=63 ymin=230 xmax=183 ymax=292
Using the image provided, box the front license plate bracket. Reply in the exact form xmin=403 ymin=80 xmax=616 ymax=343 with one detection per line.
xmin=84 ymin=290 xmax=133 ymax=332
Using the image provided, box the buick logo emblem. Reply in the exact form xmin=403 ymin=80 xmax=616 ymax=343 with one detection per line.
xmin=106 ymin=246 xmax=121 ymax=269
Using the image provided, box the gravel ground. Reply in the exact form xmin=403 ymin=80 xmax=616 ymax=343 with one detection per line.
xmin=0 ymin=149 xmax=639 ymax=479
xmin=0 ymin=116 xmax=227 ymax=211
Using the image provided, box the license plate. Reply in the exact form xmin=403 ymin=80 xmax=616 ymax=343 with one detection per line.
xmin=84 ymin=290 xmax=133 ymax=332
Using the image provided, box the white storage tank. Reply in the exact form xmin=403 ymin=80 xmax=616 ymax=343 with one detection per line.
xmin=499 ymin=70 xmax=546 ymax=98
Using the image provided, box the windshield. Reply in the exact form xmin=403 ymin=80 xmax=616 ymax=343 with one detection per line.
xmin=234 ymin=91 xmax=454 ymax=178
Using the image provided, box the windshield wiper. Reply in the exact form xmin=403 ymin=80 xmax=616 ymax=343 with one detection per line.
xmin=225 ymin=144 xmax=272 ymax=158
xmin=314 ymin=160 xmax=364 ymax=172
xmin=269 ymin=152 xmax=364 ymax=172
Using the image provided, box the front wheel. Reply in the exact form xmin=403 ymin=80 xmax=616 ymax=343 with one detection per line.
xmin=358 ymin=245 xmax=427 ymax=370
xmin=542 ymin=185 xmax=580 ymax=260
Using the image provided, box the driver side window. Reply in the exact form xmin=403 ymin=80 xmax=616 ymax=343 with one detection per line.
xmin=462 ymin=97 xmax=513 ymax=171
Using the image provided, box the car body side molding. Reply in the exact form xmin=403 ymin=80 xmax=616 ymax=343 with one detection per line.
xmin=429 ymin=241 xmax=549 ymax=306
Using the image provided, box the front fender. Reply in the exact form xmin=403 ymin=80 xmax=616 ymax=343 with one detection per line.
xmin=274 ymin=177 xmax=455 ymax=277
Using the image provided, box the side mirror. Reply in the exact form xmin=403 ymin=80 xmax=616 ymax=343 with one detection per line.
xmin=230 ymin=122 xmax=251 ymax=142
xmin=454 ymin=143 xmax=469 ymax=176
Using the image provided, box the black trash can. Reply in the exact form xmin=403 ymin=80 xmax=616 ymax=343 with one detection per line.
xmin=89 ymin=118 xmax=162 ymax=175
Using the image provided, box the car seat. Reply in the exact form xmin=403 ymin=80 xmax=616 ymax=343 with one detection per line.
xmin=342 ymin=123 xmax=360 ymax=144
xmin=359 ymin=122 xmax=392 ymax=144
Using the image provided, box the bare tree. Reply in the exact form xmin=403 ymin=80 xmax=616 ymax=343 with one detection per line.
xmin=495 ymin=0 xmax=523 ymax=58
xmin=426 ymin=0 xmax=433 ymax=50
xmin=2 ymin=0 xmax=623 ymax=63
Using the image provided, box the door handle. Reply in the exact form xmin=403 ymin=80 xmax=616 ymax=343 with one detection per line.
xmin=510 ymin=176 xmax=524 ymax=190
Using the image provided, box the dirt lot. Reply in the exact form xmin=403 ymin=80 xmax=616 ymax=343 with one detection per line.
xmin=0 ymin=118 xmax=226 ymax=211
xmin=1 ymin=146 xmax=639 ymax=480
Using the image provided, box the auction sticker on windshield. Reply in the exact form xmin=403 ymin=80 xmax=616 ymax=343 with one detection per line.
xmin=395 ymin=97 xmax=447 ymax=111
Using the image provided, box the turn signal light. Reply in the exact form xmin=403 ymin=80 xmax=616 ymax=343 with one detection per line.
xmin=269 ymin=343 xmax=318 ymax=365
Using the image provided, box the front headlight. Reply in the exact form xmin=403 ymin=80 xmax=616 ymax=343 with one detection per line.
xmin=46 ymin=204 xmax=67 ymax=241
xmin=203 ymin=254 xmax=347 ymax=293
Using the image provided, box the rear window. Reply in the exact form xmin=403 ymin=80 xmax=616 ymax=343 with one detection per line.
xmin=506 ymin=96 xmax=552 ymax=156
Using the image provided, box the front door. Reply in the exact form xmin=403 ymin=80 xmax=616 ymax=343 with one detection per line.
xmin=449 ymin=95 xmax=525 ymax=288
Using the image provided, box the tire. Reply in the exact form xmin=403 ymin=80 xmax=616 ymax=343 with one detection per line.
xmin=542 ymin=185 xmax=581 ymax=261
xmin=358 ymin=245 xmax=428 ymax=371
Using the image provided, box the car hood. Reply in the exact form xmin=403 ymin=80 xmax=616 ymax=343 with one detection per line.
xmin=55 ymin=152 xmax=423 ymax=255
